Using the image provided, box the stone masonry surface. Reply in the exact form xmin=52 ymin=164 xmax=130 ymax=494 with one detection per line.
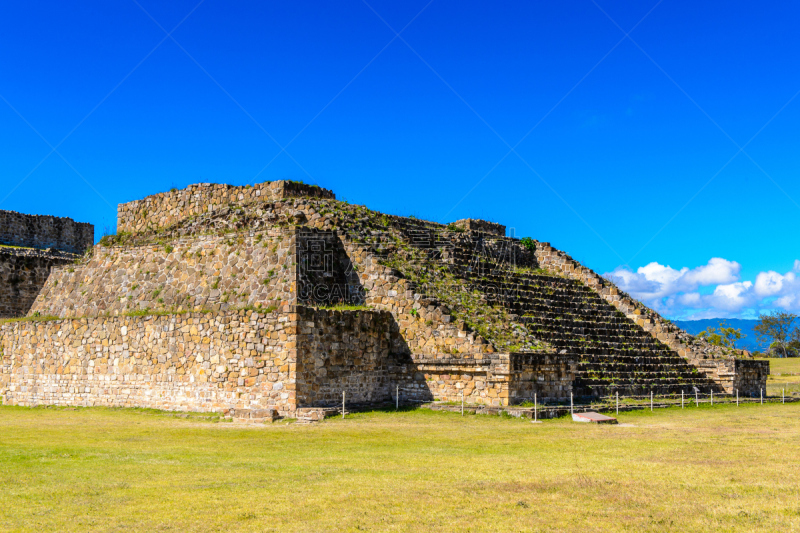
xmin=2 ymin=305 xmax=554 ymax=413
xmin=452 ymin=218 xmax=506 ymax=236
xmin=295 ymin=307 xmax=398 ymax=407
xmin=117 ymin=180 xmax=334 ymax=234
xmin=1 ymin=310 xmax=298 ymax=416
xmin=30 ymin=230 xmax=297 ymax=318
xmin=0 ymin=210 xmax=94 ymax=254
xmin=0 ymin=248 xmax=78 ymax=319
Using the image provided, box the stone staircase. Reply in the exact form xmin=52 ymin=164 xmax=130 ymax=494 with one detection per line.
xmin=349 ymin=216 xmax=725 ymax=398
xmin=448 ymin=237 xmax=724 ymax=396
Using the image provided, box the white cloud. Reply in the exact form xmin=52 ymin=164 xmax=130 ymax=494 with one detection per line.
xmin=677 ymin=292 xmax=701 ymax=306
xmin=604 ymin=258 xmax=800 ymax=319
xmin=607 ymin=258 xmax=740 ymax=301
xmin=709 ymin=281 xmax=754 ymax=311
xmin=776 ymin=294 xmax=798 ymax=309
xmin=754 ymin=270 xmax=794 ymax=297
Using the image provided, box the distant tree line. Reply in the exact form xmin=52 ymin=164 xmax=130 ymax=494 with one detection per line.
xmin=753 ymin=311 xmax=799 ymax=357
xmin=697 ymin=311 xmax=799 ymax=357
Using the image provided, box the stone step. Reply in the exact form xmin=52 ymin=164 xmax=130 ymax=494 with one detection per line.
xmin=229 ymin=408 xmax=276 ymax=424
xmin=295 ymin=407 xmax=340 ymax=424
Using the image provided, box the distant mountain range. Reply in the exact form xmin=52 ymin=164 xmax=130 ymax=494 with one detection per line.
xmin=674 ymin=319 xmax=763 ymax=351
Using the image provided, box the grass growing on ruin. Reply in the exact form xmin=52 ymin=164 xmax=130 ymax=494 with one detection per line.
xmin=316 ymin=303 xmax=373 ymax=311
xmin=1 ymin=403 xmax=800 ymax=532
xmin=0 ymin=314 xmax=61 ymax=326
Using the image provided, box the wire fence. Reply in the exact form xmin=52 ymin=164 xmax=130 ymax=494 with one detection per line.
xmin=330 ymin=383 xmax=800 ymax=422
xmin=378 ymin=383 xmax=800 ymax=420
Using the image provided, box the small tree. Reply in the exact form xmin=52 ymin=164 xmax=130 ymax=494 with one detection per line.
xmin=698 ymin=321 xmax=745 ymax=350
xmin=754 ymin=311 xmax=798 ymax=357
xmin=789 ymin=327 xmax=800 ymax=356
xmin=520 ymin=237 xmax=535 ymax=251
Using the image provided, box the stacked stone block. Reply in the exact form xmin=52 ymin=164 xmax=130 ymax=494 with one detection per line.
xmin=0 ymin=209 xmax=94 ymax=254
xmin=30 ymin=230 xmax=297 ymax=318
xmin=117 ymin=180 xmax=334 ymax=234
xmin=0 ymin=209 xmax=93 ymax=319
xmin=452 ymin=218 xmax=506 ymax=236
xmin=0 ymin=249 xmax=74 ymax=318
xmin=0 ymin=309 xmax=298 ymax=415
xmin=296 ymin=307 xmax=398 ymax=406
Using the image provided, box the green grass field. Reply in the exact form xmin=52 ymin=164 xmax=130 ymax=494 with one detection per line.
xmin=2 ymin=401 xmax=800 ymax=532
xmin=764 ymin=357 xmax=800 ymax=395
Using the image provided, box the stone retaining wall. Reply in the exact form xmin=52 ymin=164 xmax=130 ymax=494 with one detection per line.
xmin=1 ymin=306 xmax=577 ymax=413
xmin=393 ymin=352 xmax=577 ymax=406
xmin=452 ymin=218 xmax=506 ymax=236
xmin=117 ymin=181 xmax=335 ymax=234
xmin=509 ymin=352 xmax=578 ymax=402
xmin=29 ymin=229 xmax=297 ymax=318
xmin=296 ymin=307 xmax=398 ymax=407
xmin=0 ymin=310 xmax=297 ymax=415
xmin=695 ymin=358 xmax=770 ymax=395
xmin=0 ymin=249 xmax=77 ymax=319
xmin=0 ymin=210 xmax=93 ymax=254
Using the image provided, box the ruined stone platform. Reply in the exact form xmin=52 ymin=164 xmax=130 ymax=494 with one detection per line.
xmin=0 ymin=180 xmax=768 ymax=417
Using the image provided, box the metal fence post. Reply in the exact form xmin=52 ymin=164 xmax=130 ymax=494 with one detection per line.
xmin=616 ymin=391 xmax=619 ymax=416
xmin=782 ymin=388 xmax=785 ymax=404
xmin=695 ymin=389 xmax=699 ymax=407
xmin=681 ymin=391 xmax=684 ymax=409
xmin=461 ymin=391 xmax=464 ymax=417
xmin=396 ymin=385 xmax=399 ymax=411
xmin=761 ymin=388 xmax=763 ymax=405
xmin=736 ymin=389 xmax=739 ymax=406
xmin=650 ymin=391 xmax=653 ymax=412
xmin=711 ymin=390 xmax=713 ymax=406
xmin=534 ymin=393 xmax=538 ymax=422
xmin=342 ymin=391 xmax=346 ymax=419
xmin=570 ymin=392 xmax=573 ymax=415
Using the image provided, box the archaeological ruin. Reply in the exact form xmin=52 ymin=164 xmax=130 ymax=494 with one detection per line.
xmin=0 ymin=210 xmax=94 ymax=319
xmin=0 ymin=181 xmax=769 ymax=420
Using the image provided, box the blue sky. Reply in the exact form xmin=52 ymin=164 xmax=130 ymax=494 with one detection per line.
xmin=1 ymin=0 xmax=799 ymax=320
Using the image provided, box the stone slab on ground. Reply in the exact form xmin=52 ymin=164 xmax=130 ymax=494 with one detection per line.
xmin=572 ymin=411 xmax=618 ymax=424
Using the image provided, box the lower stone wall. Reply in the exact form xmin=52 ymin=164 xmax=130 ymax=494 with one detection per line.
xmin=509 ymin=352 xmax=578 ymax=402
xmin=0 ymin=306 xmax=587 ymax=414
xmin=696 ymin=358 xmax=770 ymax=396
xmin=398 ymin=363 xmax=510 ymax=406
xmin=0 ymin=310 xmax=297 ymax=415
xmin=393 ymin=352 xmax=577 ymax=407
xmin=296 ymin=308 xmax=397 ymax=406
xmin=0 ymin=249 xmax=75 ymax=319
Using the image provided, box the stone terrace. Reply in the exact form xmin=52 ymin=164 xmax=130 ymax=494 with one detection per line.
xmin=0 ymin=209 xmax=93 ymax=254
xmin=117 ymin=180 xmax=334 ymax=234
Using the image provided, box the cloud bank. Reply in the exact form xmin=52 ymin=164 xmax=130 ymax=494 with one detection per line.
xmin=604 ymin=259 xmax=800 ymax=320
